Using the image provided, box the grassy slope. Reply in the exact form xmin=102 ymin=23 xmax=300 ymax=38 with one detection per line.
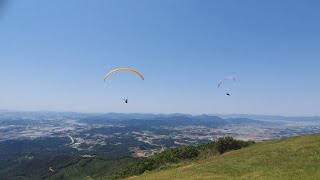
xmin=132 ymin=134 xmax=320 ymax=180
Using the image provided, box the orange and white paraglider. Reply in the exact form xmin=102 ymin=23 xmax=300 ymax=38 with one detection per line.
xmin=104 ymin=68 xmax=144 ymax=81
xmin=104 ymin=68 xmax=144 ymax=103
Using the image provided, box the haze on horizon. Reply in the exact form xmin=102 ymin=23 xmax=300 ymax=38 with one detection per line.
xmin=0 ymin=0 xmax=319 ymax=116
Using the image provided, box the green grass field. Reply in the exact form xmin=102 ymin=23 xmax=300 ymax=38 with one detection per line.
xmin=131 ymin=134 xmax=320 ymax=180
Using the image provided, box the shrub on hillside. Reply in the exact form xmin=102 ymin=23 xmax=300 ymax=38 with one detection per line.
xmin=151 ymin=146 xmax=200 ymax=164
xmin=216 ymin=137 xmax=255 ymax=154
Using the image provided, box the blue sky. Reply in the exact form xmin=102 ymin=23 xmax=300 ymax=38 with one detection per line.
xmin=0 ymin=0 xmax=319 ymax=116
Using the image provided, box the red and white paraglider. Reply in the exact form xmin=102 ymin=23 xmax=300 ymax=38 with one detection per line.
xmin=48 ymin=167 xmax=55 ymax=173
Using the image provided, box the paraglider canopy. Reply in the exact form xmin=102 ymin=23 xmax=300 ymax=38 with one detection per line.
xmin=218 ymin=76 xmax=236 ymax=96
xmin=103 ymin=68 xmax=144 ymax=104
xmin=48 ymin=167 xmax=55 ymax=173
xmin=104 ymin=68 xmax=144 ymax=81
xmin=218 ymin=77 xmax=236 ymax=88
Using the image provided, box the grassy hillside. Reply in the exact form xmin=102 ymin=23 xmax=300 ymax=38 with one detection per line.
xmin=132 ymin=134 xmax=320 ymax=180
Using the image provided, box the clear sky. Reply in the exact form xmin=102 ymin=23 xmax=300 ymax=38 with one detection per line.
xmin=0 ymin=0 xmax=319 ymax=116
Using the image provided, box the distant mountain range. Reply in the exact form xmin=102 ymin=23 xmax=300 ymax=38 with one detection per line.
xmin=212 ymin=114 xmax=320 ymax=122
xmin=0 ymin=109 xmax=318 ymax=123
xmin=80 ymin=113 xmax=281 ymax=127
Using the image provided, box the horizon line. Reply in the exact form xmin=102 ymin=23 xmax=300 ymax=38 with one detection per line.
xmin=0 ymin=109 xmax=318 ymax=118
